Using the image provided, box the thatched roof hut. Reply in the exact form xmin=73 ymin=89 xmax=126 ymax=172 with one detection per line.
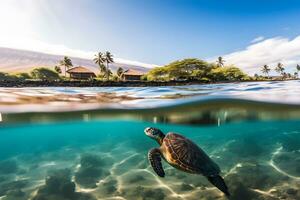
xmin=123 ymin=69 xmax=145 ymax=81
xmin=67 ymin=66 xmax=96 ymax=80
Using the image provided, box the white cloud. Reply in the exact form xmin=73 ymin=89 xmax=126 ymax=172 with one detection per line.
xmin=0 ymin=0 xmax=37 ymax=38
xmin=217 ymin=36 xmax=300 ymax=75
xmin=251 ymin=36 xmax=265 ymax=43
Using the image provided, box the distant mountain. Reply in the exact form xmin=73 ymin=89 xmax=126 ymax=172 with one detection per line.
xmin=0 ymin=47 xmax=151 ymax=74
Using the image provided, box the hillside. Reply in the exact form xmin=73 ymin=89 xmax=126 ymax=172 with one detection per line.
xmin=0 ymin=47 xmax=151 ymax=74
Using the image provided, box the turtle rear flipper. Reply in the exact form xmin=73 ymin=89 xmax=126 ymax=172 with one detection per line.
xmin=148 ymin=148 xmax=165 ymax=177
xmin=207 ymin=175 xmax=230 ymax=197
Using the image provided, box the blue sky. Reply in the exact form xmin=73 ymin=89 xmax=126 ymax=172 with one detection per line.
xmin=1 ymin=0 xmax=300 ymax=74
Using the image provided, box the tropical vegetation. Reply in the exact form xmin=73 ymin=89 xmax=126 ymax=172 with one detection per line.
xmin=0 ymin=72 xmax=19 ymax=81
xmin=297 ymin=64 xmax=300 ymax=73
xmin=30 ymin=67 xmax=60 ymax=80
xmin=257 ymin=62 xmax=300 ymax=80
xmin=116 ymin=67 xmax=128 ymax=81
xmin=93 ymin=51 xmax=114 ymax=81
xmin=275 ymin=62 xmax=285 ymax=79
xmin=93 ymin=52 xmax=106 ymax=78
xmin=216 ymin=56 xmax=225 ymax=68
xmin=1 ymin=53 xmax=300 ymax=83
xmin=54 ymin=66 xmax=62 ymax=74
xmin=145 ymin=58 xmax=249 ymax=82
xmin=59 ymin=56 xmax=73 ymax=76
xmin=261 ymin=65 xmax=271 ymax=78
xmin=0 ymin=68 xmax=60 ymax=81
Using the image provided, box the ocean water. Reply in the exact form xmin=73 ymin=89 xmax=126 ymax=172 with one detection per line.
xmin=0 ymin=81 xmax=300 ymax=200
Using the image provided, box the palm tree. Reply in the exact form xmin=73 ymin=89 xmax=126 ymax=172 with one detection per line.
xmin=104 ymin=51 xmax=114 ymax=81
xmin=107 ymin=69 xmax=113 ymax=77
xmin=275 ymin=62 xmax=285 ymax=79
xmin=116 ymin=67 xmax=129 ymax=81
xmin=261 ymin=65 xmax=271 ymax=78
xmin=116 ymin=67 xmax=124 ymax=81
xmin=93 ymin=52 xmax=106 ymax=77
xmin=59 ymin=56 xmax=73 ymax=77
xmin=297 ymin=64 xmax=300 ymax=73
xmin=216 ymin=56 xmax=225 ymax=67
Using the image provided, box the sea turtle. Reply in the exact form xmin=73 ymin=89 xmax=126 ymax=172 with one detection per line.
xmin=145 ymin=127 xmax=230 ymax=196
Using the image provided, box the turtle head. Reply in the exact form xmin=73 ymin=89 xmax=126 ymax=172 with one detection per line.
xmin=144 ymin=127 xmax=165 ymax=143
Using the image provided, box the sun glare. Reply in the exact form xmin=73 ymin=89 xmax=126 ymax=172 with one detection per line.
xmin=0 ymin=0 xmax=38 ymax=47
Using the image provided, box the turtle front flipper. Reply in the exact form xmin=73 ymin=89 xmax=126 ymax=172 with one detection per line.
xmin=148 ymin=148 xmax=165 ymax=177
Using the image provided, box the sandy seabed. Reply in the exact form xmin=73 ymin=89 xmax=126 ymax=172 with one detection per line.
xmin=0 ymin=131 xmax=300 ymax=200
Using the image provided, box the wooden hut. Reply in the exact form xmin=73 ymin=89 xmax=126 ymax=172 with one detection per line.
xmin=66 ymin=66 xmax=96 ymax=80
xmin=123 ymin=69 xmax=145 ymax=81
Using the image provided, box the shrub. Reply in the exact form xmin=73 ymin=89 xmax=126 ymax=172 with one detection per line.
xmin=15 ymin=72 xmax=31 ymax=80
xmin=0 ymin=72 xmax=18 ymax=81
xmin=30 ymin=67 xmax=60 ymax=81
xmin=207 ymin=66 xmax=248 ymax=81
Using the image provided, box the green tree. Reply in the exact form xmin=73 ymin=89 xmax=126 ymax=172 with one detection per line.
xmin=165 ymin=58 xmax=210 ymax=80
xmin=59 ymin=56 xmax=73 ymax=77
xmin=30 ymin=67 xmax=60 ymax=80
xmin=15 ymin=72 xmax=31 ymax=80
xmin=296 ymin=64 xmax=300 ymax=73
xmin=261 ymin=65 xmax=271 ymax=78
xmin=282 ymin=72 xmax=287 ymax=79
xmin=146 ymin=67 xmax=168 ymax=81
xmin=93 ymin=52 xmax=106 ymax=76
xmin=54 ymin=66 xmax=62 ymax=74
xmin=294 ymin=72 xmax=298 ymax=79
xmin=103 ymin=51 xmax=114 ymax=81
xmin=210 ymin=66 xmax=248 ymax=81
xmin=145 ymin=58 xmax=248 ymax=82
xmin=0 ymin=72 xmax=6 ymax=80
xmin=0 ymin=72 xmax=18 ymax=81
xmin=216 ymin=56 xmax=225 ymax=68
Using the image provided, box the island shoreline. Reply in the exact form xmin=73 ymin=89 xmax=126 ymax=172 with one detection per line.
xmin=0 ymin=79 xmax=296 ymax=87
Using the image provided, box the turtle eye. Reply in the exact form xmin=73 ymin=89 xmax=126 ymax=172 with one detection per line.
xmin=146 ymin=127 xmax=152 ymax=132
xmin=148 ymin=128 xmax=156 ymax=135
xmin=152 ymin=129 xmax=158 ymax=135
xmin=145 ymin=127 xmax=154 ymax=135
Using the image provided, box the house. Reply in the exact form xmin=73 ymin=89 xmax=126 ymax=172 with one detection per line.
xmin=123 ymin=69 xmax=145 ymax=81
xmin=66 ymin=66 xmax=96 ymax=80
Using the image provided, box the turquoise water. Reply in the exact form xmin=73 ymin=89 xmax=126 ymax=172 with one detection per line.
xmin=0 ymin=81 xmax=300 ymax=200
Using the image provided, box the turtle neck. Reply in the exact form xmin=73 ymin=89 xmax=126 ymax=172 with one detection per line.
xmin=157 ymin=133 xmax=165 ymax=145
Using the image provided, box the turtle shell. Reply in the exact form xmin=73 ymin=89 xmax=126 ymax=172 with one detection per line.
xmin=163 ymin=133 xmax=220 ymax=176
